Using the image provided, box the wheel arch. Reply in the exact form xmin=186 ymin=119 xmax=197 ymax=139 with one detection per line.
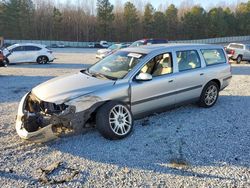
xmin=88 ymin=100 xmax=130 ymax=124
xmin=206 ymin=79 xmax=221 ymax=90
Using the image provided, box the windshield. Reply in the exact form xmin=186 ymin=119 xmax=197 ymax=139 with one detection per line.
xmin=108 ymin=44 xmax=120 ymax=50
xmin=7 ymin=45 xmax=16 ymax=50
xmin=130 ymin=41 xmax=145 ymax=47
xmin=87 ymin=51 xmax=145 ymax=80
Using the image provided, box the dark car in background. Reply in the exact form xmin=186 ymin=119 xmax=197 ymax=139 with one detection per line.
xmin=130 ymin=38 xmax=168 ymax=47
xmin=0 ymin=50 xmax=6 ymax=67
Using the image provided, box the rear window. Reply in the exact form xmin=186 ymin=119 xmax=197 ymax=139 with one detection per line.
xmin=201 ymin=49 xmax=226 ymax=66
xmin=229 ymin=44 xmax=244 ymax=49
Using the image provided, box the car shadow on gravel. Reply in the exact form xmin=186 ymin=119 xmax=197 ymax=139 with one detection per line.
xmin=6 ymin=63 xmax=90 ymax=69
xmin=232 ymin=64 xmax=250 ymax=75
xmin=47 ymin=95 xmax=250 ymax=180
xmin=0 ymin=75 xmax=54 ymax=103
xmin=0 ymin=170 xmax=37 ymax=182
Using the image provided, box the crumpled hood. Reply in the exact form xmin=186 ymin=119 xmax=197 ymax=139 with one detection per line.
xmin=32 ymin=72 xmax=114 ymax=104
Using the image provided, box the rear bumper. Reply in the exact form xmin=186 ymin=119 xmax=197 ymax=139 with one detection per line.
xmin=47 ymin=54 xmax=55 ymax=62
xmin=49 ymin=58 xmax=55 ymax=62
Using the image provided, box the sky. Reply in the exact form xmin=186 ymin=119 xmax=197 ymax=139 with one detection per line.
xmin=109 ymin=0 xmax=249 ymax=10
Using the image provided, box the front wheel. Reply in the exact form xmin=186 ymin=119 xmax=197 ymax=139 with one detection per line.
xmin=4 ymin=58 xmax=9 ymax=66
xmin=199 ymin=81 xmax=219 ymax=108
xmin=37 ymin=56 xmax=48 ymax=64
xmin=96 ymin=101 xmax=134 ymax=140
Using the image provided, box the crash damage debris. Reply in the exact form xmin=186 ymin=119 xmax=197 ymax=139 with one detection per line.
xmin=17 ymin=92 xmax=100 ymax=143
xmin=37 ymin=161 xmax=79 ymax=184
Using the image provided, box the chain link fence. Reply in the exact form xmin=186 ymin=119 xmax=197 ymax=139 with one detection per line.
xmin=5 ymin=35 xmax=250 ymax=48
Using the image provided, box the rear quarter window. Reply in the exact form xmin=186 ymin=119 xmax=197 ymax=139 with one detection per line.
xmin=201 ymin=49 xmax=226 ymax=66
xmin=25 ymin=46 xmax=41 ymax=51
xmin=229 ymin=44 xmax=244 ymax=49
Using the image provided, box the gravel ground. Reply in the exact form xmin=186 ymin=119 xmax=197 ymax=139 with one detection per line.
xmin=0 ymin=49 xmax=250 ymax=187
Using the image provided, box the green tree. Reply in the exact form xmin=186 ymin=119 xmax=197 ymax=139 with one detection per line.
xmin=207 ymin=8 xmax=229 ymax=37
xmin=153 ymin=11 xmax=166 ymax=38
xmin=181 ymin=6 xmax=207 ymax=39
xmin=53 ymin=7 xmax=63 ymax=40
xmin=223 ymin=8 xmax=237 ymax=36
xmin=1 ymin=0 xmax=34 ymax=39
xmin=165 ymin=4 xmax=178 ymax=39
xmin=124 ymin=2 xmax=138 ymax=41
xmin=235 ymin=1 xmax=250 ymax=35
xmin=143 ymin=3 xmax=154 ymax=37
xmin=96 ymin=0 xmax=114 ymax=40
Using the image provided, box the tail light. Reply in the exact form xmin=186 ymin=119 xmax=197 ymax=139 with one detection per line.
xmin=229 ymin=50 xmax=235 ymax=55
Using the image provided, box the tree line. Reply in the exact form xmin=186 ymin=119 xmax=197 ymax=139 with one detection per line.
xmin=0 ymin=0 xmax=250 ymax=42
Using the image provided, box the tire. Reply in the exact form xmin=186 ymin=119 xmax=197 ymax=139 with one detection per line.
xmin=199 ymin=81 xmax=219 ymax=108
xmin=236 ymin=55 xmax=242 ymax=64
xmin=96 ymin=101 xmax=134 ymax=140
xmin=37 ymin=56 xmax=48 ymax=64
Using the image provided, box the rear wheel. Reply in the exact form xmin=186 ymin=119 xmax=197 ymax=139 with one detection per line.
xmin=96 ymin=101 xmax=134 ymax=140
xmin=199 ymin=81 xmax=219 ymax=108
xmin=236 ymin=55 xmax=242 ymax=64
xmin=37 ymin=56 xmax=48 ymax=64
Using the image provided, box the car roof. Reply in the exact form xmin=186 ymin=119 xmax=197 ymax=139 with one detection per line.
xmin=121 ymin=43 xmax=223 ymax=54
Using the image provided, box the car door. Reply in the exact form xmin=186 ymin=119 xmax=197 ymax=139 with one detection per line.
xmin=244 ymin=45 xmax=250 ymax=60
xmin=173 ymin=49 xmax=206 ymax=104
xmin=24 ymin=46 xmax=41 ymax=62
xmin=130 ymin=52 xmax=177 ymax=116
xmin=8 ymin=46 xmax=26 ymax=63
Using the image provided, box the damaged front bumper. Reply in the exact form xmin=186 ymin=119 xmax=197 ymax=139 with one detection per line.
xmin=16 ymin=92 xmax=99 ymax=143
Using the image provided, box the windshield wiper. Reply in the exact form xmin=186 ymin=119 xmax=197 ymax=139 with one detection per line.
xmin=92 ymin=72 xmax=117 ymax=81
xmin=81 ymin=69 xmax=93 ymax=77
xmin=81 ymin=69 xmax=117 ymax=81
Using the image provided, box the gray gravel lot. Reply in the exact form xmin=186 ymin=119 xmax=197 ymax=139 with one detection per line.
xmin=0 ymin=48 xmax=250 ymax=187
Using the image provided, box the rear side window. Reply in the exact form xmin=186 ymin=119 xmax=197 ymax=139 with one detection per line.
xmin=201 ymin=49 xmax=226 ymax=66
xmin=24 ymin=46 xmax=41 ymax=51
xmin=176 ymin=50 xmax=201 ymax=72
xmin=229 ymin=44 xmax=244 ymax=49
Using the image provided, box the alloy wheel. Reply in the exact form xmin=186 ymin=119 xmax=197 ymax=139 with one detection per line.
xmin=109 ymin=105 xmax=132 ymax=136
xmin=204 ymin=85 xmax=218 ymax=106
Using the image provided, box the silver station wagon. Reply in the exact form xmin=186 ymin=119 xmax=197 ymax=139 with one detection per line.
xmin=16 ymin=44 xmax=232 ymax=142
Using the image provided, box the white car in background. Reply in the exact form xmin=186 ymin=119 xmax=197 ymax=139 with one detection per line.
xmin=226 ymin=43 xmax=250 ymax=64
xmin=96 ymin=43 xmax=128 ymax=59
xmin=3 ymin=43 xmax=55 ymax=64
xmin=100 ymin=41 xmax=109 ymax=48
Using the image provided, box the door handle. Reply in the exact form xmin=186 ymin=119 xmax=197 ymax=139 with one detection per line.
xmin=200 ymin=73 xmax=204 ymax=76
xmin=169 ymin=80 xmax=174 ymax=83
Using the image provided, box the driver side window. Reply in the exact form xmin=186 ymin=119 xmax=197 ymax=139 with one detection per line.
xmin=140 ymin=53 xmax=173 ymax=77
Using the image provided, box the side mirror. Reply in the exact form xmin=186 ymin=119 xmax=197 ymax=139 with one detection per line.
xmin=135 ymin=72 xmax=152 ymax=81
